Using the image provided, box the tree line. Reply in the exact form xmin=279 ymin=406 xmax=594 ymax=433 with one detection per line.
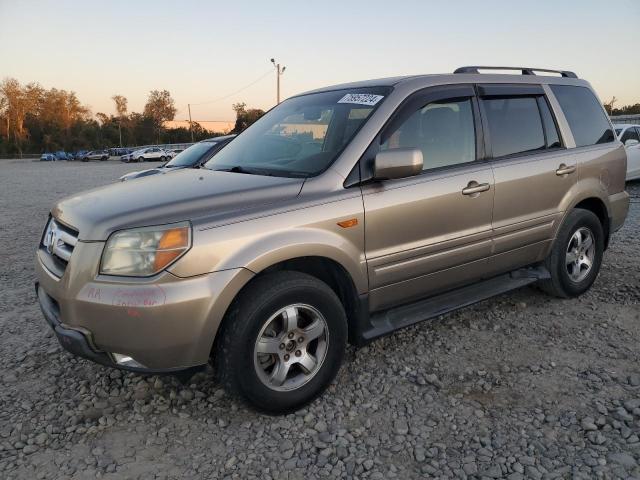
xmin=608 ymin=104 xmax=640 ymax=116
xmin=6 ymin=75 xmax=635 ymax=156
xmin=0 ymin=77 xmax=265 ymax=155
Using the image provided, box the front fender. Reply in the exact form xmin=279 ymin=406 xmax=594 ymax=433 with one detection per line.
xmin=239 ymin=228 xmax=367 ymax=294
xmin=168 ymin=195 xmax=368 ymax=293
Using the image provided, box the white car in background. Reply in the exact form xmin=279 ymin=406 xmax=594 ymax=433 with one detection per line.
xmin=132 ymin=147 xmax=171 ymax=162
xmin=614 ymin=124 xmax=640 ymax=181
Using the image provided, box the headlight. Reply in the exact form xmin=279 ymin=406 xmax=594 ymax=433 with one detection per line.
xmin=100 ymin=222 xmax=191 ymax=276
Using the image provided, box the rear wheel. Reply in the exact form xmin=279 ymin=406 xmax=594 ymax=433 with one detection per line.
xmin=214 ymin=271 xmax=347 ymax=414
xmin=138 ymin=156 xmax=145 ymax=162
xmin=539 ymin=208 xmax=604 ymax=298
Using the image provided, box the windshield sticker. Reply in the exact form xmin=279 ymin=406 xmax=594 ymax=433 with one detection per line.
xmin=337 ymin=93 xmax=384 ymax=106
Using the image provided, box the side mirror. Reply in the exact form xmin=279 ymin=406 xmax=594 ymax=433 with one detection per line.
xmin=373 ymin=148 xmax=423 ymax=180
xmin=624 ymin=139 xmax=639 ymax=147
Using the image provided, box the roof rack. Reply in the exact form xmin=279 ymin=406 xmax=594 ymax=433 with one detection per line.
xmin=454 ymin=66 xmax=577 ymax=78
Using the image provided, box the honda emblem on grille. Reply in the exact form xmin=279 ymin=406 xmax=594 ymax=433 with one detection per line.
xmin=46 ymin=222 xmax=58 ymax=254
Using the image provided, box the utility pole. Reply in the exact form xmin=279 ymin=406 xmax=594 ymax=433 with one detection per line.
xmin=271 ymin=58 xmax=286 ymax=104
xmin=187 ymin=104 xmax=194 ymax=142
xmin=606 ymin=96 xmax=617 ymax=116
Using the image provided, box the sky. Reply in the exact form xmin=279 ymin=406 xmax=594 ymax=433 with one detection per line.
xmin=1 ymin=0 xmax=638 ymax=122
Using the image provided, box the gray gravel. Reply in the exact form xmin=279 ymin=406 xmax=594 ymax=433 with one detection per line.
xmin=0 ymin=159 xmax=639 ymax=480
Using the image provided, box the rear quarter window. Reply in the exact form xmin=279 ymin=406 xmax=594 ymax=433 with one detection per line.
xmin=550 ymin=85 xmax=614 ymax=147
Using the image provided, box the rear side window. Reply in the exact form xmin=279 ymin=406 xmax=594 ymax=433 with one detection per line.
xmin=550 ymin=85 xmax=614 ymax=147
xmin=481 ymin=97 xmax=545 ymax=157
xmin=537 ymin=97 xmax=561 ymax=148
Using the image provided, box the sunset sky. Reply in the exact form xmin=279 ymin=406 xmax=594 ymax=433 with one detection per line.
xmin=1 ymin=0 xmax=638 ymax=122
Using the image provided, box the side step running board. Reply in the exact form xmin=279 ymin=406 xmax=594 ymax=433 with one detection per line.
xmin=360 ymin=266 xmax=550 ymax=343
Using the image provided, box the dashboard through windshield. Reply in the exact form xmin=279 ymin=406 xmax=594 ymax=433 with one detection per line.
xmin=205 ymin=87 xmax=390 ymax=177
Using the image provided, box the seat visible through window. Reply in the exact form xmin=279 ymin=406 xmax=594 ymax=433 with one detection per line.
xmin=382 ymin=98 xmax=476 ymax=171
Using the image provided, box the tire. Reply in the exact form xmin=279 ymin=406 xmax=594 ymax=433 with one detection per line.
xmin=159 ymin=156 xmax=166 ymax=162
xmin=138 ymin=156 xmax=144 ymax=162
xmin=539 ymin=208 xmax=604 ymax=298
xmin=214 ymin=271 xmax=347 ymax=414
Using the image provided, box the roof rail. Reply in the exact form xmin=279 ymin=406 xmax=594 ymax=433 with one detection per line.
xmin=454 ymin=66 xmax=578 ymax=78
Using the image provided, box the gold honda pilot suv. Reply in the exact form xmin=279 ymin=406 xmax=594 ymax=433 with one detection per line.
xmin=36 ymin=67 xmax=630 ymax=413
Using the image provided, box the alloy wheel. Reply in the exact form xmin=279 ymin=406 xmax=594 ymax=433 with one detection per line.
xmin=565 ymin=227 xmax=595 ymax=282
xmin=253 ymin=304 xmax=329 ymax=392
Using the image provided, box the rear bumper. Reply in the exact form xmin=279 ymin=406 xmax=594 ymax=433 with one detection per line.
xmin=609 ymin=190 xmax=630 ymax=233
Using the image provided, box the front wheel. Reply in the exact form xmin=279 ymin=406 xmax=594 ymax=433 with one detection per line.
xmin=539 ymin=208 xmax=604 ymax=298
xmin=214 ymin=271 xmax=347 ymax=414
xmin=138 ymin=156 xmax=144 ymax=162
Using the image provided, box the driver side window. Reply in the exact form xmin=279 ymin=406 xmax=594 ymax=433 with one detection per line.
xmin=381 ymin=98 xmax=476 ymax=171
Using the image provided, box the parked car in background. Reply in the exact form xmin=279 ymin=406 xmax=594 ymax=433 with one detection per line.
xmin=120 ymin=135 xmax=235 ymax=181
xmin=72 ymin=150 xmax=88 ymax=161
xmin=132 ymin=147 xmax=170 ymax=162
xmin=614 ymin=124 xmax=640 ymax=181
xmin=80 ymin=150 xmax=109 ymax=161
xmin=54 ymin=151 xmax=72 ymax=161
xmin=109 ymin=147 xmax=132 ymax=157
xmin=40 ymin=153 xmax=56 ymax=161
xmin=120 ymin=152 xmax=134 ymax=163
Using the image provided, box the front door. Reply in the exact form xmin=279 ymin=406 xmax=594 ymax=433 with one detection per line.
xmin=361 ymin=85 xmax=494 ymax=311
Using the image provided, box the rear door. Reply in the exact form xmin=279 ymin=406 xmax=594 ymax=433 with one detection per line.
xmin=478 ymin=84 xmax=576 ymax=276
xmin=362 ymin=85 xmax=495 ymax=311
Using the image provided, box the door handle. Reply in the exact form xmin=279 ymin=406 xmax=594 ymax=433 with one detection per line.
xmin=556 ymin=164 xmax=576 ymax=176
xmin=462 ymin=182 xmax=490 ymax=196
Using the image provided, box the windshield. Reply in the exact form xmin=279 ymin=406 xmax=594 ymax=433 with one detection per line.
xmin=165 ymin=142 xmax=215 ymax=167
xmin=205 ymin=87 xmax=390 ymax=177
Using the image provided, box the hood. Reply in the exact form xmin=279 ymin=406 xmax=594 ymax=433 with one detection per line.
xmin=120 ymin=167 xmax=166 ymax=181
xmin=53 ymin=169 xmax=304 ymax=240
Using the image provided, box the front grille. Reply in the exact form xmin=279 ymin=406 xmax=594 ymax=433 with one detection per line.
xmin=40 ymin=217 xmax=79 ymax=276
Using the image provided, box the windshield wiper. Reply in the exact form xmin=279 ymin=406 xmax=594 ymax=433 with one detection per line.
xmin=211 ymin=165 xmax=309 ymax=178
xmin=214 ymin=166 xmax=273 ymax=176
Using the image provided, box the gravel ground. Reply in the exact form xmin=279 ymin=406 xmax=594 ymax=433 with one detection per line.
xmin=0 ymin=159 xmax=639 ymax=480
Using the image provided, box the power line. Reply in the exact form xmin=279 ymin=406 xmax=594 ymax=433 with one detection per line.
xmin=189 ymin=69 xmax=273 ymax=106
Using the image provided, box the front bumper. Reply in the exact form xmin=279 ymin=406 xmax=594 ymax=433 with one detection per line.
xmin=35 ymin=242 xmax=254 ymax=371
xmin=37 ymin=282 xmax=115 ymax=367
